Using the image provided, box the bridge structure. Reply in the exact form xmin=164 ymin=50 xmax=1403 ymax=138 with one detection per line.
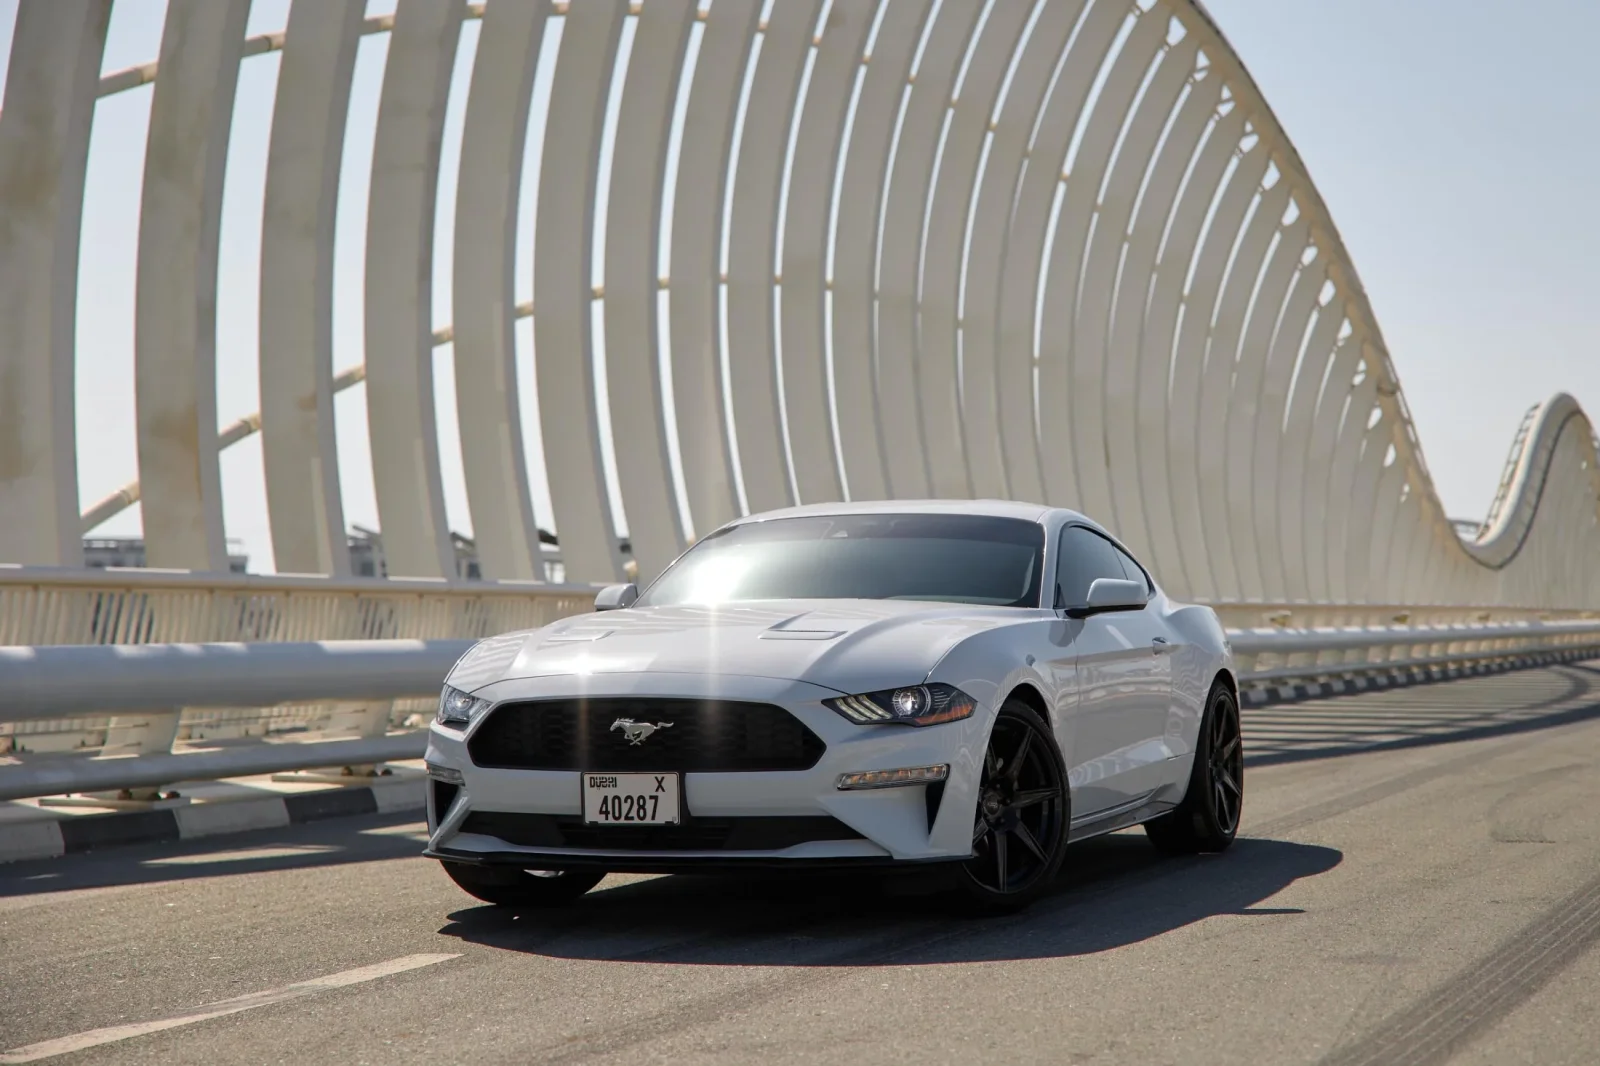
xmin=6 ymin=6 xmax=1600 ymax=1063
xmin=0 ymin=0 xmax=1598 ymax=799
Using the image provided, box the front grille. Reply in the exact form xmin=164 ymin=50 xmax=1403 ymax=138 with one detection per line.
xmin=467 ymin=697 xmax=826 ymax=772
xmin=460 ymin=811 xmax=862 ymax=852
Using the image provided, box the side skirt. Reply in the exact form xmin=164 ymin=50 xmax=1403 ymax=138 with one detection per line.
xmin=1066 ymin=795 xmax=1178 ymax=844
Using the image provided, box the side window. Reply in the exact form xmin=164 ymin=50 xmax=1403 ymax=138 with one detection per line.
xmin=1055 ymin=526 xmax=1127 ymax=608
xmin=1109 ymin=543 xmax=1153 ymax=594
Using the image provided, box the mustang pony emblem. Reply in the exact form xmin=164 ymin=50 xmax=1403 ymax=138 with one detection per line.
xmin=610 ymin=718 xmax=674 ymax=745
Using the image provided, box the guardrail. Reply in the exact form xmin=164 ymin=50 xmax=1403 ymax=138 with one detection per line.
xmin=3 ymin=618 xmax=1599 ymax=804
xmin=6 ymin=566 xmax=1593 ymax=645
xmin=0 ymin=565 xmax=599 ymax=645
xmin=0 ymin=640 xmax=475 ymax=722
xmin=0 ymin=639 xmax=474 ymax=802
xmin=1230 ymin=619 xmax=1600 ymax=683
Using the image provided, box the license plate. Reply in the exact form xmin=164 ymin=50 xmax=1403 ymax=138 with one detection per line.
xmin=582 ymin=772 xmax=681 ymax=825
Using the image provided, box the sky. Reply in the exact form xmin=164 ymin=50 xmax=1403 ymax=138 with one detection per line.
xmin=0 ymin=0 xmax=532 ymax=570
xmin=1 ymin=0 xmax=1595 ymax=573
xmin=1203 ymin=0 xmax=1600 ymax=519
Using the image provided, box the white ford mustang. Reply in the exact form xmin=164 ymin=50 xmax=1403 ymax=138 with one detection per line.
xmin=423 ymin=500 xmax=1242 ymax=912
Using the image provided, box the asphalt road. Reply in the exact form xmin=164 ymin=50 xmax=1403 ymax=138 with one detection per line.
xmin=6 ymin=664 xmax=1600 ymax=1065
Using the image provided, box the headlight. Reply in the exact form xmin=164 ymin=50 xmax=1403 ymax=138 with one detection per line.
xmin=436 ymin=685 xmax=492 ymax=727
xmin=825 ymin=683 xmax=977 ymax=726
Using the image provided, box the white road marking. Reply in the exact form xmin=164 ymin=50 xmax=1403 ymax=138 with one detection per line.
xmin=0 ymin=953 xmax=460 ymax=1063
xmin=143 ymin=844 xmax=339 ymax=866
xmin=358 ymin=821 xmax=430 ymax=841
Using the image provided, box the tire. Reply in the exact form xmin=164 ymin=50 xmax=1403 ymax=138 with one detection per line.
xmin=1144 ymin=678 xmax=1243 ymax=855
xmin=953 ymin=700 xmax=1071 ymax=914
xmin=441 ymin=861 xmax=606 ymax=908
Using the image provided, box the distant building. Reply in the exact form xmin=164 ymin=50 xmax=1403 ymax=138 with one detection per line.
xmin=82 ymin=537 xmax=249 ymax=573
xmin=347 ymin=526 xmax=632 ymax=582
xmin=77 ymin=529 xmax=642 ymax=581
xmin=346 ymin=526 xmax=483 ymax=580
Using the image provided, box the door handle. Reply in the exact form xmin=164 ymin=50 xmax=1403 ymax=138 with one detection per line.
xmin=1151 ymin=637 xmax=1169 ymax=654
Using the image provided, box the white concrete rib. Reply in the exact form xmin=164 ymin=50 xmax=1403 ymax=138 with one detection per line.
xmin=534 ymin=0 xmax=628 ymax=584
xmin=960 ymin=0 xmax=1089 ymax=503
xmin=1125 ymin=68 xmax=1228 ymax=597
xmin=668 ymin=0 xmax=759 ymax=539
xmin=452 ymin=0 xmax=548 ymax=581
xmin=259 ymin=0 xmax=363 ymax=578
xmin=1048 ymin=6 xmax=1168 ymax=526
xmin=830 ymin=0 xmax=932 ymax=505
xmin=725 ymin=0 xmax=821 ymax=515
xmin=606 ymin=0 xmax=696 ymax=580
xmin=0 ymin=1 xmax=108 ymax=567
xmin=1005 ymin=0 xmax=1134 ymax=512
xmin=779 ymin=0 xmax=874 ymax=506
xmin=5 ymin=0 xmax=1598 ymax=611
xmin=919 ymin=0 xmax=1036 ymax=500
xmin=874 ymin=0 xmax=985 ymax=501
xmin=1086 ymin=31 xmax=1199 ymax=565
xmin=363 ymin=0 xmax=463 ymax=579
xmin=134 ymin=0 xmax=250 ymax=572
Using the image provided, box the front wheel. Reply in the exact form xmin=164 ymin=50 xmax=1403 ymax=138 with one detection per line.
xmin=1144 ymin=678 xmax=1243 ymax=855
xmin=954 ymin=700 xmax=1070 ymax=914
xmin=441 ymin=862 xmax=606 ymax=907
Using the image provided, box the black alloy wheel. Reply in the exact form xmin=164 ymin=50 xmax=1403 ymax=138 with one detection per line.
xmin=1145 ymin=679 xmax=1243 ymax=855
xmin=955 ymin=700 xmax=1070 ymax=913
xmin=1207 ymin=684 xmax=1245 ymax=834
xmin=441 ymin=861 xmax=606 ymax=908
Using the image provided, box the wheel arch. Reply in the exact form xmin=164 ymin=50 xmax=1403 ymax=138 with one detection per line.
xmin=1000 ymin=681 xmax=1052 ymax=730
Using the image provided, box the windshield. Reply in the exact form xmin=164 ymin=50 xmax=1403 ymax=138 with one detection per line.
xmin=638 ymin=513 xmax=1045 ymax=608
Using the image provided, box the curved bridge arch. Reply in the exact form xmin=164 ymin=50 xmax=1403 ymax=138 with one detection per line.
xmin=0 ymin=0 xmax=1594 ymax=610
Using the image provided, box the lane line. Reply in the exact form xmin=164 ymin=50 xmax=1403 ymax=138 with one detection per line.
xmin=143 ymin=844 xmax=339 ymax=866
xmin=0 ymin=953 xmax=460 ymax=1063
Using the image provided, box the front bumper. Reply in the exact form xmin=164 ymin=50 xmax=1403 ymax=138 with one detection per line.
xmin=424 ymin=671 xmax=991 ymax=866
xmin=420 ymin=845 xmax=958 ymax=876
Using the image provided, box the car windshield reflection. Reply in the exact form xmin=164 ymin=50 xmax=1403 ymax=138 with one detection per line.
xmin=637 ymin=513 xmax=1045 ymax=609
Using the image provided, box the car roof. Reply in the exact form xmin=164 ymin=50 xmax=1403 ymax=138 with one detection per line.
xmin=726 ymin=499 xmax=1080 ymax=526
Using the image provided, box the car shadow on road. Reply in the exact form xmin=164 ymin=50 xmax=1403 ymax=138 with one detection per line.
xmin=435 ymin=833 xmax=1340 ymax=966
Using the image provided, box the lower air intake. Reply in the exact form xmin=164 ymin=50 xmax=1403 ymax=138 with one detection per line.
xmin=459 ymin=812 xmax=862 ymax=852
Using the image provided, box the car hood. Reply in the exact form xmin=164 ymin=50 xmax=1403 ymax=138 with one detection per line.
xmin=447 ymin=600 xmax=1031 ymax=696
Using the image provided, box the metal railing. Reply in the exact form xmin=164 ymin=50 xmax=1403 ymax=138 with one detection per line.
xmin=0 ymin=567 xmax=602 ymax=774
xmin=0 ymin=639 xmax=475 ymax=802
xmin=1229 ymin=619 xmax=1600 ymax=682
xmin=8 ymin=566 xmax=1592 ymax=646
xmin=3 ymin=611 xmax=1598 ymax=803
xmin=3 ymin=567 xmax=1599 ymax=803
xmin=0 ymin=565 xmax=597 ymax=645
xmin=1476 ymin=401 xmax=1542 ymax=542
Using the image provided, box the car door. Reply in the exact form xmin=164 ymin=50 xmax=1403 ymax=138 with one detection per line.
xmin=1103 ymin=538 xmax=1177 ymax=777
xmin=1054 ymin=525 xmax=1171 ymax=817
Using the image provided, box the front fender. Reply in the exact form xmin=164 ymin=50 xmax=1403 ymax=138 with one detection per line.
xmin=923 ymin=623 xmax=1056 ymax=724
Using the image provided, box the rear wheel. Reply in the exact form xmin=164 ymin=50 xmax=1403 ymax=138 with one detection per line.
xmin=441 ymin=862 xmax=605 ymax=907
xmin=1144 ymin=679 xmax=1243 ymax=855
xmin=954 ymin=701 xmax=1070 ymax=914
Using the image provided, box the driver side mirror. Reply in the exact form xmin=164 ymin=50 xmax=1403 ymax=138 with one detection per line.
xmin=594 ymin=583 xmax=638 ymax=611
xmin=1064 ymin=577 xmax=1147 ymax=618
